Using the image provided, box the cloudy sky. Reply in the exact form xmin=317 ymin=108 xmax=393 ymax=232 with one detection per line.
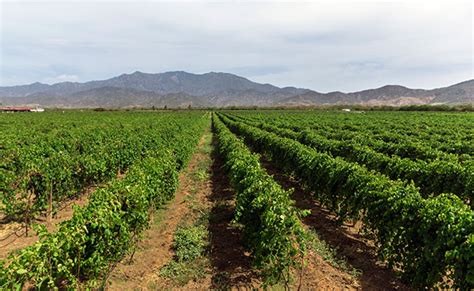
xmin=0 ymin=0 xmax=472 ymax=92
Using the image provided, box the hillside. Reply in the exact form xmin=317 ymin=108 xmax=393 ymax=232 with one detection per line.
xmin=0 ymin=71 xmax=472 ymax=107
xmin=280 ymin=82 xmax=474 ymax=106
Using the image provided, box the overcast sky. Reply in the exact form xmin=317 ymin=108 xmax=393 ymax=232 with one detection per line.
xmin=0 ymin=0 xmax=472 ymax=92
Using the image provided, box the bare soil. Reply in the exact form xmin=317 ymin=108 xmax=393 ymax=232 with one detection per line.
xmin=0 ymin=189 xmax=92 ymax=260
xmin=107 ymin=128 xmax=216 ymax=290
xmin=204 ymin=134 xmax=260 ymax=289
xmin=0 ymin=169 xmax=129 ymax=261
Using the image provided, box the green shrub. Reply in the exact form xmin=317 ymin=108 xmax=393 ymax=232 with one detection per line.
xmin=174 ymin=225 xmax=207 ymax=262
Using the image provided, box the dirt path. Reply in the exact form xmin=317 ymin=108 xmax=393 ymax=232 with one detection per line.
xmin=260 ymin=157 xmax=411 ymax=290
xmin=204 ymin=134 xmax=260 ymax=289
xmin=0 ymin=189 xmax=92 ymax=260
xmin=107 ymin=127 xmax=216 ymax=290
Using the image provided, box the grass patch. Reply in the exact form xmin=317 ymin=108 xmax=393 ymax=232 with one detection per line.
xmin=160 ymin=217 xmax=210 ymax=285
xmin=200 ymin=133 xmax=213 ymax=154
xmin=174 ymin=225 xmax=207 ymax=261
xmin=194 ymin=169 xmax=209 ymax=182
xmin=151 ymin=204 xmax=169 ymax=226
xmin=183 ymin=192 xmax=208 ymax=217
xmin=159 ymin=130 xmax=213 ymax=286
xmin=159 ymin=258 xmax=209 ymax=286
xmin=308 ymin=228 xmax=361 ymax=278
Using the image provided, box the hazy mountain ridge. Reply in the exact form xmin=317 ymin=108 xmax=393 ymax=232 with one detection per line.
xmin=0 ymin=71 xmax=472 ymax=107
xmin=280 ymin=81 xmax=474 ymax=106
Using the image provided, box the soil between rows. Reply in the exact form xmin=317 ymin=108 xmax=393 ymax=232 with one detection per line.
xmin=106 ymin=129 xmax=214 ymax=290
xmin=0 ymin=188 xmax=93 ymax=260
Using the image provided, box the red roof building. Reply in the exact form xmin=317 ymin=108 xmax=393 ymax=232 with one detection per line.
xmin=0 ymin=107 xmax=33 ymax=112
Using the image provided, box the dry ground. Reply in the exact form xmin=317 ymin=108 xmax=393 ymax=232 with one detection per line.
xmin=0 ymin=188 xmax=93 ymax=259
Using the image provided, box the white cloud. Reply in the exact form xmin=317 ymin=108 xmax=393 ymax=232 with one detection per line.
xmin=43 ymin=74 xmax=80 ymax=84
xmin=0 ymin=0 xmax=472 ymax=91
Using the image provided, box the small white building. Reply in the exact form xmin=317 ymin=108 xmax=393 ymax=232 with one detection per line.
xmin=342 ymin=108 xmax=351 ymax=112
xmin=31 ymin=107 xmax=45 ymax=112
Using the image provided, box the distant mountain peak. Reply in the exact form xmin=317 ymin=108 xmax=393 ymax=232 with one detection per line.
xmin=447 ymin=79 xmax=474 ymax=87
xmin=378 ymin=84 xmax=410 ymax=89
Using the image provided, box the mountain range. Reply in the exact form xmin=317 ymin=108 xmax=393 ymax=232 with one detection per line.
xmin=0 ymin=71 xmax=472 ymax=108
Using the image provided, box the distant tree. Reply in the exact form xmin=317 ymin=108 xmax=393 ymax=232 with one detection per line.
xmin=152 ymin=105 xmax=155 ymax=111
xmin=188 ymin=104 xmax=192 ymax=110
xmin=164 ymin=105 xmax=168 ymax=110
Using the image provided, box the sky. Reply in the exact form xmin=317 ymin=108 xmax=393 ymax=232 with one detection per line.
xmin=0 ymin=0 xmax=472 ymax=92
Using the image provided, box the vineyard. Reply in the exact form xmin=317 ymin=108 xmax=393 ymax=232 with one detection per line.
xmin=0 ymin=110 xmax=473 ymax=289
